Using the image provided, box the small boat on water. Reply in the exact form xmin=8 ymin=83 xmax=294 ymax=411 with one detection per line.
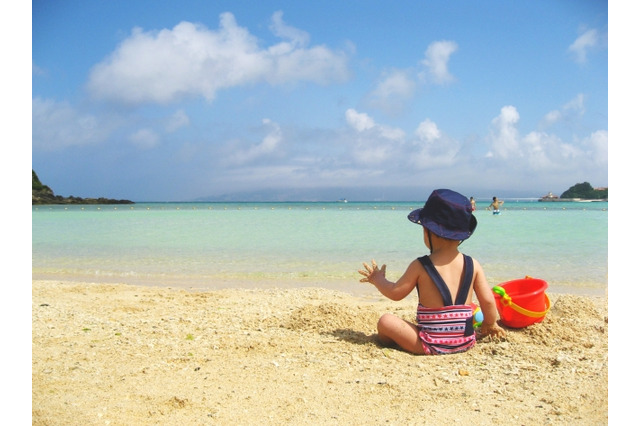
xmin=538 ymin=192 xmax=560 ymax=202
xmin=337 ymin=198 xmax=348 ymax=203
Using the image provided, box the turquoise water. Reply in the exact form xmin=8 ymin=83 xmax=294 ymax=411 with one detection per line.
xmin=32 ymin=201 xmax=608 ymax=296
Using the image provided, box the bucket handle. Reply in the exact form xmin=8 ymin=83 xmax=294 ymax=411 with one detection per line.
xmin=492 ymin=286 xmax=551 ymax=318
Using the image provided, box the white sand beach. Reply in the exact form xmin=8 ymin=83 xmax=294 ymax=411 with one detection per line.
xmin=32 ymin=280 xmax=608 ymax=425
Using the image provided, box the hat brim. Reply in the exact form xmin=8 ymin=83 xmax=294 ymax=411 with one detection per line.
xmin=408 ymin=208 xmax=422 ymax=224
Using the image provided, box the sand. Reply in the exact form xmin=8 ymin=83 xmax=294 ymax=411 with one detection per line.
xmin=32 ymin=280 xmax=608 ymax=425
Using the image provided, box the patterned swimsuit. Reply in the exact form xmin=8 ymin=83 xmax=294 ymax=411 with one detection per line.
xmin=416 ymin=254 xmax=476 ymax=355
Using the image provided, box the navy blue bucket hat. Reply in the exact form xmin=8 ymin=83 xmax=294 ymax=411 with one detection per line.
xmin=408 ymin=189 xmax=477 ymax=241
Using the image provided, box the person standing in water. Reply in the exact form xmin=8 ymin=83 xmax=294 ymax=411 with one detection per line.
xmin=490 ymin=196 xmax=504 ymax=215
xmin=470 ymin=197 xmax=476 ymax=212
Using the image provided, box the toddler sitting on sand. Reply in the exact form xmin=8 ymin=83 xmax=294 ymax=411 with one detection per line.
xmin=359 ymin=189 xmax=505 ymax=355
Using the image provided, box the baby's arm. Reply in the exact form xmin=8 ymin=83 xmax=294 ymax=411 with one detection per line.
xmin=472 ymin=260 xmax=506 ymax=338
xmin=359 ymin=259 xmax=420 ymax=301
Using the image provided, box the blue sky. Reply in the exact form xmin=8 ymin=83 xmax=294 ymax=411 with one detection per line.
xmin=31 ymin=1 xmax=609 ymax=201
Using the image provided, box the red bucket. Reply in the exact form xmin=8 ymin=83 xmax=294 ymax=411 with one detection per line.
xmin=492 ymin=277 xmax=550 ymax=328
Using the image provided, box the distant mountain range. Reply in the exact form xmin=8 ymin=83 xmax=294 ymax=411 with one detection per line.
xmin=193 ymin=186 xmax=543 ymax=203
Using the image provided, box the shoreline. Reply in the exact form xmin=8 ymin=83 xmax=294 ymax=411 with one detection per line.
xmin=33 ymin=279 xmax=608 ymax=425
xmin=31 ymin=273 xmax=608 ymax=298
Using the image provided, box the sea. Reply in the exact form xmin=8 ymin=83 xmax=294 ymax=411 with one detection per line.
xmin=32 ymin=200 xmax=608 ymax=297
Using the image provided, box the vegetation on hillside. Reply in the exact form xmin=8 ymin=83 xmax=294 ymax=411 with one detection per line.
xmin=32 ymin=170 xmax=52 ymax=192
xmin=560 ymin=182 xmax=607 ymax=200
xmin=32 ymin=170 xmax=134 ymax=205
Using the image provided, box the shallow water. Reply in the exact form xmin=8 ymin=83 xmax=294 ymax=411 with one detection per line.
xmin=32 ymin=201 xmax=607 ymax=296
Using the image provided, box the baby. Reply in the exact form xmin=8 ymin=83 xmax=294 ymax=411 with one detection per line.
xmin=359 ymin=189 xmax=506 ymax=355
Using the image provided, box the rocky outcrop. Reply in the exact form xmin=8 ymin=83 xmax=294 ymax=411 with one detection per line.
xmin=32 ymin=170 xmax=134 ymax=205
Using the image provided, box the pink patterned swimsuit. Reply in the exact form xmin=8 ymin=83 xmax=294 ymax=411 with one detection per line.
xmin=416 ymin=255 xmax=476 ymax=355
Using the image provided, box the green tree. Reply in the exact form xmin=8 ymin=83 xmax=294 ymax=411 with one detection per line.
xmin=32 ymin=170 xmax=51 ymax=192
xmin=561 ymin=182 xmax=607 ymax=199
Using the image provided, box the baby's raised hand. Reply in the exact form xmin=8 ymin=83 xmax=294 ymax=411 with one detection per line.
xmin=358 ymin=259 xmax=386 ymax=284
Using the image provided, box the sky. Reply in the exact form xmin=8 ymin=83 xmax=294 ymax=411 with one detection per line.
xmin=30 ymin=0 xmax=610 ymax=202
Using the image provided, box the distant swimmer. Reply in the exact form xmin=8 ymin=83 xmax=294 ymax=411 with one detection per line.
xmin=490 ymin=196 xmax=504 ymax=215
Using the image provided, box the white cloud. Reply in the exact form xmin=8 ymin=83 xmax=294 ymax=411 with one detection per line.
xmin=366 ymin=69 xmax=416 ymax=113
xmin=518 ymin=129 xmax=604 ymax=175
xmin=520 ymin=131 xmax=565 ymax=170
xmin=485 ymin=104 xmax=607 ymax=177
xmin=345 ymin=108 xmax=404 ymax=165
xmin=257 ymin=119 xmax=282 ymax=153
xmin=86 ymin=13 xmax=349 ymax=105
xmin=543 ymin=110 xmax=562 ymax=126
xmin=377 ymin=126 xmax=405 ymax=141
xmin=32 ymin=97 xmax=112 ymax=150
xmin=165 ymin=109 xmax=190 ymax=133
xmin=421 ymin=40 xmax=458 ymax=84
xmin=269 ymin=11 xmax=309 ymax=47
xmin=584 ymin=129 xmax=608 ymax=167
xmin=487 ymin=105 xmax=521 ymax=159
xmin=345 ymin=108 xmax=404 ymax=141
xmin=568 ymin=28 xmax=599 ymax=64
xmin=129 ymin=128 xmax=159 ymax=149
xmin=351 ymin=142 xmax=392 ymax=165
xmin=564 ymin=93 xmax=586 ymax=113
xmin=415 ymin=118 xmax=441 ymax=142
xmin=345 ymin=108 xmax=375 ymax=132
xmin=230 ymin=118 xmax=283 ymax=164
xmin=341 ymin=104 xmax=607 ymax=191
xmin=410 ymin=118 xmax=459 ymax=168
xmin=542 ymin=94 xmax=586 ymax=127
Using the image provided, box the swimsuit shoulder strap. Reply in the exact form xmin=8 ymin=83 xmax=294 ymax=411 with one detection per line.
xmin=417 ymin=255 xmax=453 ymax=306
xmin=453 ymin=254 xmax=475 ymax=305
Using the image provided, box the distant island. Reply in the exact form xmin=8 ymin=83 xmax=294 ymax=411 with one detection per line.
xmin=539 ymin=182 xmax=607 ymax=202
xmin=32 ymin=170 xmax=134 ymax=205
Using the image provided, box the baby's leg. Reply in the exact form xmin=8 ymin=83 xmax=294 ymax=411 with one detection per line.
xmin=377 ymin=313 xmax=424 ymax=355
